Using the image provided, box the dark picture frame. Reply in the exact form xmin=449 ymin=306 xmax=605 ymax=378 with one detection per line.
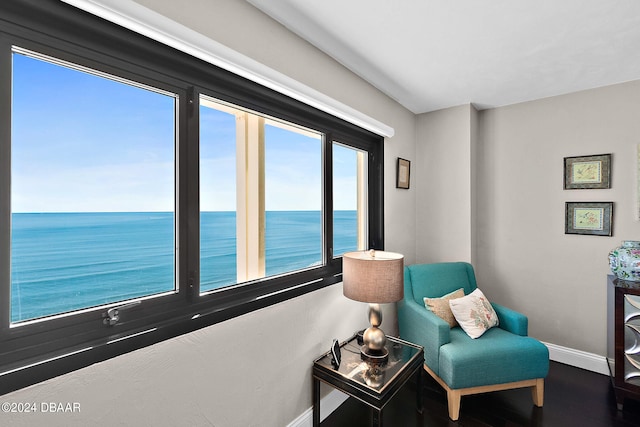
xmin=564 ymin=154 xmax=611 ymax=189
xmin=565 ymin=202 xmax=613 ymax=236
xmin=396 ymin=158 xmax=410 ymax=189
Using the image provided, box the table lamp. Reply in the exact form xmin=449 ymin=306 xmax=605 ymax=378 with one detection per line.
xmin=342 ymin=250 xmax=404 ymax=363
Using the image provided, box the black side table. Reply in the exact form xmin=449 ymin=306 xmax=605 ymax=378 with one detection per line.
xmin=312 ymin=334 xmax=424 ymax=427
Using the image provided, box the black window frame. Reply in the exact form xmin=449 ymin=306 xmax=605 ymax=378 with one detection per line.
xmin=0 ymin=0 xmax=384 ymax=395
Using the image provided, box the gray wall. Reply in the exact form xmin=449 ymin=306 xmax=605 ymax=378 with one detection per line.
xmin=477 ymin=82 xmax=640 ymax=354
xmin=415 ymin=104 xmax=479 ymax=264
xmin=417 ymin=81 xmax=640 ymax=356
xmin=1 ymin=1 xmax=416 ymax=426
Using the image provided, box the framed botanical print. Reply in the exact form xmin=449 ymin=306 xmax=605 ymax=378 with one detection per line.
xmin=564 ymin=154 xmax=611 ymax=189
xmin=565 ymin=202 xmax=613 ymax=236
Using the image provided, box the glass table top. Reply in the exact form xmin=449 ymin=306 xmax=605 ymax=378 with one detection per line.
xmin=314 ymin=334 xmax=423 ymax=393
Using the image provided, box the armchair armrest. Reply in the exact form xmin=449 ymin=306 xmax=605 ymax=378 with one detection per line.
xmin=492 ymin=302 xmax=528 ymax=336
xmin=397 ymin=297 xmax=450 ymax=374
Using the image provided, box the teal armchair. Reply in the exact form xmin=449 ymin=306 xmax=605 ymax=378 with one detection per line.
xmin=397 ymin=262 xmax=549 ymax=421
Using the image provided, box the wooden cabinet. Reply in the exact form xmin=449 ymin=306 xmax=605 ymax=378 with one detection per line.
xmin=608 ymin=276 xmax=640 ymax=409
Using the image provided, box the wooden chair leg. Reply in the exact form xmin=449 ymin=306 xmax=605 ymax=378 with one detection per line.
xmin=424 ymin=363 xmax=544 ymax=420
xmin=531 ymin=378 xmax=544 ymax=407
xmin=447 ymin=388 xmax=461 ymax=421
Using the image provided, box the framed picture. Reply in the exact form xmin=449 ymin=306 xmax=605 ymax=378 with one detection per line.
xmin=565 ymin=202 xmax=613 ymax=236
xmin=564 ymin=154 xmax=611 ymax=189
xmin=396 ymin=158 xmax=411 ymax=189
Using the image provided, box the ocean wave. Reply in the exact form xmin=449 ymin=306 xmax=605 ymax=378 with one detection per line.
xmin=11 ymin=211 xmax=358 ymax=322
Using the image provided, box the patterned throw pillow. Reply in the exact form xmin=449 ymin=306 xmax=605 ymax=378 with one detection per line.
xmin=449 ymin=288 xmax=499 ymax=338
xmin=423 ymin=288 xmax=465 ymax=328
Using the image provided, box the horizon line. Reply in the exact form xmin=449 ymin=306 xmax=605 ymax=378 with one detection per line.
xmin=12 ymin=209 xmax=357 ymax=214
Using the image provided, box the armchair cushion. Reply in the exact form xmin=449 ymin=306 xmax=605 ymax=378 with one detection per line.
xmin=439 ymin=327 xmax=549 ymax=389
xmin=449 ymin=288 xmax=499 ymax=338
xmin=423 ymin=287 xmax=464 ymax=327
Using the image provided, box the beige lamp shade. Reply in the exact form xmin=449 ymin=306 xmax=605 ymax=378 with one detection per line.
xmin=342 ymin=250 xmax=404 ymax=303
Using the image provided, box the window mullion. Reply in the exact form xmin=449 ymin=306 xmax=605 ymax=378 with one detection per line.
xmin=0 ymin=37 xmax=11 ymax=333
xmin=183 ymin=86 xmax=198 ymax=299
xmin=324 ymin=134 xmax=334 ymax=262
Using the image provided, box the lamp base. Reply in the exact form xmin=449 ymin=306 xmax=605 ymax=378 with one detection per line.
xmin=360 ymin=305 xmax=389 ymax=364
xmin=360 ymin=345 xmax=389 ymax=364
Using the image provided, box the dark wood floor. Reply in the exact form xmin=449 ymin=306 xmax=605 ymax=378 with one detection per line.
xmin=321 ymin=361 xmax=640 ymax=426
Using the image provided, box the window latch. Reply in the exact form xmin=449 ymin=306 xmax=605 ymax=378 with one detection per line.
xmin=103 ymin=301 xmax=141 ymax=326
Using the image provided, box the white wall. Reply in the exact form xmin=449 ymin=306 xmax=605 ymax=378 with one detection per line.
xmin=2 ymin=1 xmax=417 ymax=426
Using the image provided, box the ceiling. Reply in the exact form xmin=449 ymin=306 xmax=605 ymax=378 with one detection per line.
xmin=247 ymin=0 xmax=640 ymax=114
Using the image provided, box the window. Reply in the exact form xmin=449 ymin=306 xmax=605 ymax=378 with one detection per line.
xmin=199 ymin=101 xmax=237 ymax=290
xmin=333 ymin=142 xmax=367 ymax=256
xmin=11 ymin=48 xmax=177 ymax=324
xmin=263 ymin=120 xmax=323 ymax=276
xmin=199 ymin=97 xmax=323 ymax=292
xmin=0 ymin=0 xmax=383 ymax=395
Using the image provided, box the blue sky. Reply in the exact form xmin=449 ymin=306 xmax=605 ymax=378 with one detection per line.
xmin=12 ymin=52 xmax=175 ymax=213
xmin=199 ymin=106 xmax=359 ymax=212
xmin=12 ymin=51 xmax=358 ymax=213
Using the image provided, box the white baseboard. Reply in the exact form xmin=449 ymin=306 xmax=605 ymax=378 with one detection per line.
xmin=288 ymin=342 xmax=609 ymax=426
xmin=543 ymin=341 xmax=609 ymax=376
xmin=287 ymin=389 xmax=348 ymax=427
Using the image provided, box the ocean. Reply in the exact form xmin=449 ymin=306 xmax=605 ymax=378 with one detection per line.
xmin=11 ymin=211 xmax=357 ymax=322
